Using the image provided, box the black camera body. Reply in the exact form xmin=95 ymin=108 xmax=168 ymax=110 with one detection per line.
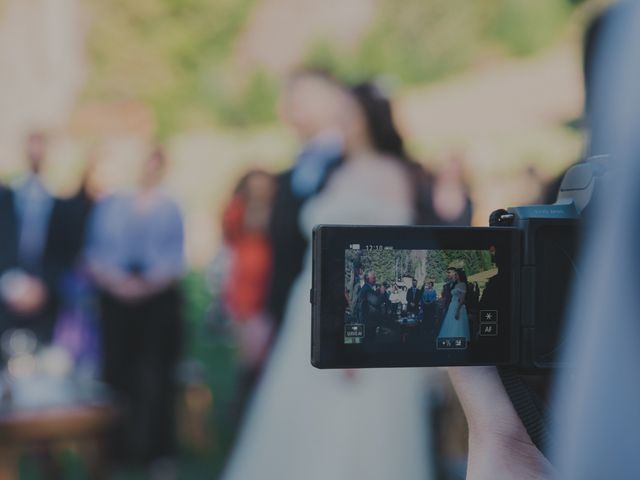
xmin=489 ymin=203 xmax=579 ymax=370
xmin=311 ymin=160 xmax=604 ymax=370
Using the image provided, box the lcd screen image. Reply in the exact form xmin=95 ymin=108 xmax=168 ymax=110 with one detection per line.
xmin=344 ymin=247 xmax=500 ymax=352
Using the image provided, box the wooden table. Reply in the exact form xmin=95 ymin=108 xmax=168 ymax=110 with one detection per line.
xmin=0 ymin=402 xmax=117 ymax=480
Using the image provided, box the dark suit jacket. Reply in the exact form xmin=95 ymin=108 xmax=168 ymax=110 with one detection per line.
xmin=55 ymin=189 xmax=94 ymax=267
xmin=355 ymin=283 xmax=381 ymax=324
xmin=441 ymin=281 xmax=455 ymax=311
xmin=0 ymin=186 xmax=78 ymax=341
xmin=266 ymin=151 xmax=344 ymax=321
xmin=406 ymin=287 xmax=419 ymax=309
xmin=265 ymin=169 xmax=308 ymax=327
xmin=0 ymin=186 xmax=18 ymax=279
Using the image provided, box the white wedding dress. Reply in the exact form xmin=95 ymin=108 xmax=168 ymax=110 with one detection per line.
xmin=222 ymin=154 xmax=433 ymax=480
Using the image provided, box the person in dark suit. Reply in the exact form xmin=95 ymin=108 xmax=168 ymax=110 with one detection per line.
xmin=57 ymin=156 xmax=100 ymax=267
xmin=49 ymin=154 xmax=103 ymax=369
xmin=355 ymin=271 xmax=382 ymax=343
xmin=0 ymin=133 xmax=69 ymax=344
xmin=438 ymin=267 xmax=458 ymax=330
xmin=380 ymin=281 xmax=392 ymax=321
xmin=266 ymin=69 xmax=344 ymax=330
xmin=406 ymin=278 xmax=419 ymax=315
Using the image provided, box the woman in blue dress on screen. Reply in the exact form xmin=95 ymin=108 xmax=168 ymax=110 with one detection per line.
xmin=437 ymin=268 xmax=470 ymax=346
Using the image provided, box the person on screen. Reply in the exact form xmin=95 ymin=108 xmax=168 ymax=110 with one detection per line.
xmin=406 ymin=278 xmax=419 ymax=315
xmin=355 ymin=271 xmax=382 ymax=335
xmin=439 ymin=267 xmax=457 ymax=325
xmin=349 ymin=264 xmax=365 ymax=311
xmin=437 ymin=269 xmax=470 ymax=345
xmin=380 ymin=281 xmax=393 ymax=319
xmin=470 ymin=282 xmax=480 ymax=311
xmin=421 ymin=281 xmax=437 ymax=325
xmin=479 ymin=269 xmax=499 ymax=312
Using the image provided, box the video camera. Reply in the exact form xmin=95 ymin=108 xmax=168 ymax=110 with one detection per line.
xmin=310 ymin=157 xmax=608 ymax=370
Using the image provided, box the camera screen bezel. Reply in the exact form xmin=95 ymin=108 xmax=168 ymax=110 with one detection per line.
xmin=311 ymin=225 xmax=520 ymax=368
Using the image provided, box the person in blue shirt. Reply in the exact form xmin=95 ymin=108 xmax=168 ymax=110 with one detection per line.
xmin=420 ymin=281 xmax=437 ymax=326
xmin=86 ymin=147 xmax=184 ymax=471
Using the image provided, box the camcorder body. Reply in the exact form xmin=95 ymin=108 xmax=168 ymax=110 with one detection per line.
xmin=311 ymin=159 xmax=605 ymax=371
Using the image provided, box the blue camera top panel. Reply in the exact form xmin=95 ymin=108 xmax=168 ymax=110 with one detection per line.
xmin=509 ymin=203 xmax=580 ymax=220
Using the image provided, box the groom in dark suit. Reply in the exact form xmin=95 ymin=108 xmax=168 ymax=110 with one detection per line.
xmin=438 ymin=267 xmax=458 ymax=329
xmin=266 ymin=70 xmax=344 ymax=331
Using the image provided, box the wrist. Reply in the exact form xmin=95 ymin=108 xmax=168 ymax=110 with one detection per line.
xmin=467 ymin=428 xmax=552 ymax=480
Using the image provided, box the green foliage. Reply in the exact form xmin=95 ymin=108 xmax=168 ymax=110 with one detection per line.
xmin=485 ymin=0 xmax=571 ymax=55
xmin=305 ymin=0 xmax=483 ymax=85
xmin=357 ymin=0 xmax=483 ymax=84
xmin=304 ymin=0 xmax=574 ymax=86
xmin=345 ymin=249 xmax=494 ymax=289
xmin=304 ymin=40 xmax=356 ymax=83
xmin=210 ymin=69 xmax=279 ymax=127
xmin=85 ymin=0 xmax=260 ymax=136
xmin=180 ymin=271 xmax=238 ymax=476
xmin=85 ymin=0 xmax=577 ymax=133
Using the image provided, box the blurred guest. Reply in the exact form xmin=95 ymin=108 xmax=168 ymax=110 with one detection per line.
xmin=52 ymin=153 xmax=104 ymax=375
xmin=223 ymin=82 xmax=429 ymax=480
xmin=220 ymin=169 xmax=275 ymax=419
xmin=60 ymin=151 xmax=103 ymax=262
xmin=266 ymin=69 xmax=345 ymax=331
xmin=0 ymin=133 xmax=69 ymax=345
xmin=86 ymin=147 xmax=184 ymax=473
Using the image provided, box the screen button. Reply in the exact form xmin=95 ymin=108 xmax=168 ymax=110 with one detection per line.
xmin=437 ymin=337 xmax=468 ymax=350
xmin=479 ymin=323 xmax=498 ymax=336
xmin=480 ymin=310 xmax=498 ymax=324
xmin=344 ymin=324 xmax=364 ymax=338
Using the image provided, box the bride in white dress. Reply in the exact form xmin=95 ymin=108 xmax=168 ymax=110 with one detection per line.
xmin=222 ymin=83 xmax=432 ymax=480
